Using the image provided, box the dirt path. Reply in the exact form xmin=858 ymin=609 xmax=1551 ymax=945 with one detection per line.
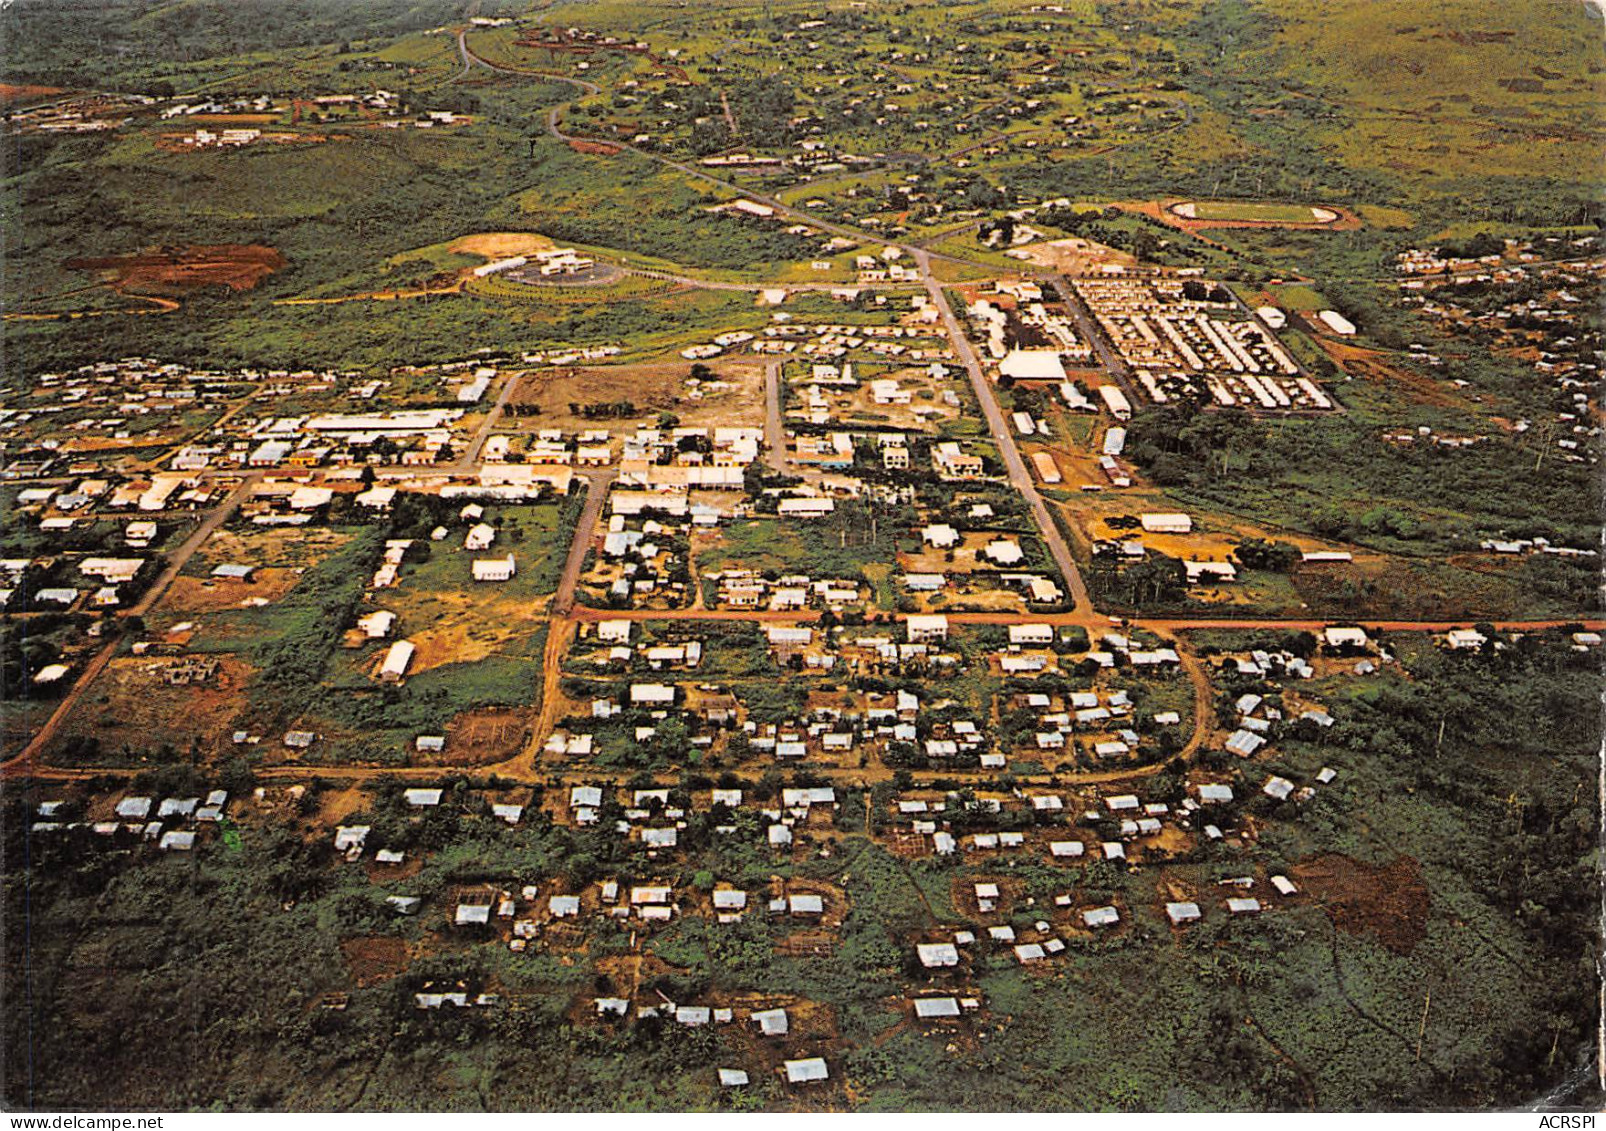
xmin=517 ymin=615 xmax=577 ymax=776
xmin=451 ymin=369 xmax=524 ymax=472
xmin=1140 ymin=617 xmax=1604 ymax=633
xmin=482 ymin=468 xmax=616 ymax=771
xmin=1150 ymin=625 xmax=1216 ymax=764
xmin=1243 ymin=1003 xmax=1319 ymax=1109
xmin=1323 ymin=920 xmax=1447 ymax=1080
xmin=554 ymin=471 xmax=613 ymax=616
xmin=3 ymin=298 xmax=178 ymax=322
xmin=272 ymin=283 xmax=463 ymax=307
xmin=139 ymin=390 xmax=263 ymax=473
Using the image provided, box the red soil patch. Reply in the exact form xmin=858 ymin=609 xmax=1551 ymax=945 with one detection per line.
xmin=1293 ymin=853 xmax=1430 ymax=955
xmin=1315 ymin=338 xmax=1473 ymax=410
xmin=566 ymin=137 xmax=621 ymax=156
xmin=181 ymin=113 xmax=280 ymax=126
xmin=0 ymin=83 xmax=66 ymax=106
xmin=431 ymin=707 xmax=532 ymax=766
xmin=65 ymin=244 xmax=285 ymax=295
xmin=162 ymin=567 xmax=305 ymax=615
xmin=340 ymin=936 xmax=410 ymax=987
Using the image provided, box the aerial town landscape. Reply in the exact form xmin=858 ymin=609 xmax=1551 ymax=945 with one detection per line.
xmin=0 ymin=0 xmax=1601 ymax=1116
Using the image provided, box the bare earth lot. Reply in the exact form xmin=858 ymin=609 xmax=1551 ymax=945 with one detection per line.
xmin=509 ymin=357 xmax=767 ymax=433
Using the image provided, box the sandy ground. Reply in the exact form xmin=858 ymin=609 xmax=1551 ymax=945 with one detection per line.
xmin=1016 ymin=235 xmax=1138 ymax=273
xmin=449 ymin=232 xmax=558 ymax=259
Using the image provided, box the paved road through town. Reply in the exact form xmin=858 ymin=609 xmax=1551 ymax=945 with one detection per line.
xmin=913 ymin=248 xmax=1093 ymax=613
xmin=552 ymin=469 xmax=616 ymax=616
xmin=453 ymin=367 xmax=524 ymax=472
xmin=762 ymin=361 xmax=789 ymax=476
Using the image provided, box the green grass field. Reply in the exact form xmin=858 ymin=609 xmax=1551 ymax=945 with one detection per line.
xmin=1186 ymin=200 xmax=1326 ymax=224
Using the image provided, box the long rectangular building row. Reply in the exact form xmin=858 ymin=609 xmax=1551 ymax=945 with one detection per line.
xmin=1073 ymin=278 xmax=1332 ymax=412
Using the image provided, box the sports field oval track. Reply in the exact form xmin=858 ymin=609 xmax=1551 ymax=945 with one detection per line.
xmin=1165 ymin=199 xmax=1362 ymax=229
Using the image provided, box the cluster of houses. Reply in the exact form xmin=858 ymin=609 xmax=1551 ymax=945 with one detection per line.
xmin=551 ymin=780 xmax=842 ymax=855
xmin=1090 ymin=511 xmax=1247 ymax=586
xmin=549 ymin=617 xmax=1193 ymax=773
xmin=1203 ymin=633 xmax=1372 ymax=792
xmin=585 ymin=619 xmax=705 ymax=672
xmin=175 ymin=126 xmax=274 ymax=148
xmin=756 ymin=317 xmax=953 ymax=364
xmin=761 ymin=623 xmax=963 ymax=676
xmin=614 ymin=14 xmax=1147 ymax=213
xmin=589 ymin=505 xmax=698 ymax=609
xmin=244 ymin=409 xmax=466 ymax=470
xmin=5 ymin=91 xmax=157 ymax=135
xmin=1474 ymin=535 xmax=1597 ymax=559
xmin=969 ymin=280 xmax=1093 ymax=368
xmin=496 ymin=248 xmax=597 ymax=281
xmin=851 ymin=247 xmax=921 ymax=284
xmin=895 ymin=779 xmax=1224 ymax=861
xmin=704 ymin=571 xmax=859 ymax=612
xmin=998 ymin=679 xmax=1177 ymax=764
xmin=2 ymin=358 xmax=280 ymax=477
xmin=790 ymin=363 xmax=961 ymax=432
xmin=3 ymin=355 xmax=537 ymax=477
xmin=3 ymin=84 xmax=472 ymax=144
xmin=430 ymin=869 xmax=844 ymax=936
xmin=0 ymin=539 xmax=158 ymax=614
xmin=908 ymin=799 xmax=1307 ymax=969
xmin=29 ymin=788 xmax=233 ymax=852
xmin=1396 ymin=235 xmax=1600 ymax=465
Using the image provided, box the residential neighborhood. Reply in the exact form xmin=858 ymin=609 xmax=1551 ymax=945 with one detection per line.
xmin=1 ymin=0 xmax=1600 ymax=1117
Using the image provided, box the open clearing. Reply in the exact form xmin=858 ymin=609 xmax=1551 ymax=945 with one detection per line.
xmin=1126 ymin=199 xmax=1363 ymax=234
xmin=1016 ymin=235 xmax=1138 ymax=274
xmin=48 ymin=655 xmax=254 ymax=765
xmin=0 ymin=82 xmax=66 ymax=105
xmin=1315 ymin=338 xmax=1484 ymax=411
xmin=1294 ymin=853 xmax=1431 ymax=955
xmin=447 ymin=232 xmax=558 ymax=260
xmin=508 ymin=357 xmax=766 ymax=432
xmin=65 ymin=244 xmax=286 ymax=295
xmin=340 ymin=936 xmax=410 ymax=987
xmin=162 ymin=567 xmax=308 ymax=616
